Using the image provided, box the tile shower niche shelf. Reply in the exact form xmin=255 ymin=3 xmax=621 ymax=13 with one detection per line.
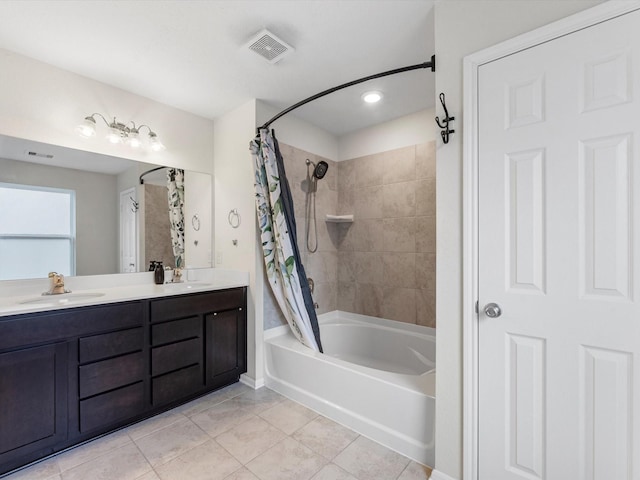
xmin=325 ymin=214 xmax=354 ymax=223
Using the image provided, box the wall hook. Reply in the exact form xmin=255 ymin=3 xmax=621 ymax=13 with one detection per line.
xmin=129 ymin=196 xmax=139 ymax=213
xmin=435 ymin=92 xmax=455 ymax=144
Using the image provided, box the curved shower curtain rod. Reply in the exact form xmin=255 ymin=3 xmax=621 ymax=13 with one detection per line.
xmin=139 ymin=166 xmax=167 ymax=185
xmin=257 ymin=54 xmax=436 ymax=134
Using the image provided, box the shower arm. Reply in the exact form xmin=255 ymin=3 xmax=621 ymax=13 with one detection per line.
xmin=257 ymin=55 xmax=435 ymax=134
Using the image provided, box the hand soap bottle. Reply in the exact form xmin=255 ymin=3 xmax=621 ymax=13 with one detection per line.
xmin=154 ymin=261 xmax=165 ymax=284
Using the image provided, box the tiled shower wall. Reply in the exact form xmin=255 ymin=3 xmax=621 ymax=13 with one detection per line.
xmin=263 ymin=141 xmax=436 ymax=329
xmin=336 ymin=142 xmax=436 ymax=327
xmin=144 ymin=184 xmax=175 ymax=270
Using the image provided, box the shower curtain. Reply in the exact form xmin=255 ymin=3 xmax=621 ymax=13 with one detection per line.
xmin=167 ymin=168 xmax=185 ymax=268
xmin=251 ymin=128 xmax=323 ymax=352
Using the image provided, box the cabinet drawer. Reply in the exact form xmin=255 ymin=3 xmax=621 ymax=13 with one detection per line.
xmin=79 ymin=382 xmax=145 ymax=433
xmin=79 ymin=327 xmax=143 ymax=364
xmin=79 ymin=352 xmax=144 ymax=399
xmin=152 ymin=365 xmax=203 ymax=406
xmin=151 ymin=338 xmax=201 ymax=376
xmin=150 ymin=288 xmax=244 ymax=323
xmin=151 ymin=317 xmax=200 ymax=346
xmin=0 ymin=302 xmax=143 ymax=351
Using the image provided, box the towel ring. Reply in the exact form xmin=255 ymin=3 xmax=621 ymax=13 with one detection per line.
xmin=191 ymin=214 xmax=200 ymax=231
xmin=228 ymin=209 xmax=241 ymax=228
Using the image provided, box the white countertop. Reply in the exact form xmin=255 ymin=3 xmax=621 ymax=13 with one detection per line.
xmin=0 ymin=268 xmax=249 ymax=317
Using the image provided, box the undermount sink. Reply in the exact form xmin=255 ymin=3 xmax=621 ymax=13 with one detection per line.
xmin=158 ymin=281 xmax=212 ymax=291
xmin=19 ymin=292 xmax=106 ymax=306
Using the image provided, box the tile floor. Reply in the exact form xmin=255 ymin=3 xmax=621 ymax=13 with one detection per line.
xmin=3 ymin=384 xmax=432 ymax=480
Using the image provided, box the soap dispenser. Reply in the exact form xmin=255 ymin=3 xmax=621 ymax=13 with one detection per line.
xmin=154 ymin=261 xmax=165 ymax=284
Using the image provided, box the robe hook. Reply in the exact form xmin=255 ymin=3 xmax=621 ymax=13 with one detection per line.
xmin=435 ymin=92 xmax=455 ymax=144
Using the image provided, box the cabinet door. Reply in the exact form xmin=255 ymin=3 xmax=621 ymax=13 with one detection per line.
xmin=0 ymin=343 xmax=67 ymax=470
xmin=205 ymin=308 xmax=246 ymax=388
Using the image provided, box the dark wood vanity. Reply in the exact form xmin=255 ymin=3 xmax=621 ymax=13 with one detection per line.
xmin=0 ymin=287 xmax=247 ymax=476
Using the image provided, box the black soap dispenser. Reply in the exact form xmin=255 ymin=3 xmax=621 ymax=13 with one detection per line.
xmin=154 ymin=261 xmax=165 ymax=285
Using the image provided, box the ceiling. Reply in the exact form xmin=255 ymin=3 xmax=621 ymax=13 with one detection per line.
xmin=0 ymin=0 xmax=435 ymax=136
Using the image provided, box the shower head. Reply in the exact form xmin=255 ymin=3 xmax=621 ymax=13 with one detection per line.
xmin=313 ymin=160 xmax=329 ymax=179
xmin=305 ymin=159 xmax=329 ymax=180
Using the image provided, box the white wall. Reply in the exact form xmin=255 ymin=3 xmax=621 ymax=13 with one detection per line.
xmin=0 ymin=49 xmax=214 ymax=175
xmin=184 ymin=171 xmax=213 ymax=268
xmin=213 ymin=100 xmax=262 ymax=384
xmin=338 ymin=108 xmax=436 ymax=160
xmin=256 ymin=101 xmax=339 ymax=162
xmin=0 ymin=157 xmax=118 ymax=276
xmin=433 ymin=1 xmax=603 ymax=478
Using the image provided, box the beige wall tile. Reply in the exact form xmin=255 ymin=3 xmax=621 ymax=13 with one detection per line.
xmin=337 ymin=252 xmax=355 ymax=283
xmin=354 ymin=284 xmax=383 ymax=317
xmin=351 ymin=219 xmax=385 ymax=252
xmin=415 ymin=141 xmax=436 ymax=179
xmin=304 ymin=251 xmax=338 ymax=284
xmin=354 ymin=154 xmax=384 ymax=187
xmin=415 ymin=253 xmax=436 ymax=291
xmin=354 ymin=251 xmax=383 ymax=285
xmin=337 ymin=282 xmax=356 ymax=312
xmin=337 ymin=160 xmax=356 ymax=191
xmin=382 ymin=181 xmax=416 ymax=218
xmin=382 ymin=253 xmax=416 ymax=289
xmin=382 ymin=145 xmax=416 ymax=184
xmin=416 ymin=288 xmax=436 ymax=328
xmin=415 ymin=216 xmax=436 ymax=253
xmin=382 ymin=287 xmax=417 ymax=324
xmin=354 ymin=185 xmax=383 ymax=219
xmin=382 ymin=217 xmax=416 ymax=252
xmin=337 ymin=189 xmax=355 ymax=215
xmin=415 ymin=178 xmax=436 ymax=217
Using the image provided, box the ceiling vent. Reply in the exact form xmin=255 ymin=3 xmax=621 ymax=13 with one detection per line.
xmin=246 ymin=29 xmax=294 ymax=64
xmin=26 ymin=150 xmax=53 ymax=159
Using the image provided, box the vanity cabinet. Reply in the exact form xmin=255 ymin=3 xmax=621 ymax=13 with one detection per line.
xmin=0 ymin=286 xmax=247 ymax=476
xmin=149 ymin=288 xmax=247 ymax=407
xmin=0 ymin=342 xmax=68 ymax=468
xmin=77 ymin=326 xmax=146 ymax=433
xmin=0 ymin=300 xmax=143 ymax=474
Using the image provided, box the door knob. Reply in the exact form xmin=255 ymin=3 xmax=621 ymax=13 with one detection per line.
xmin=484 ymin=303 xmax=502 ymax=318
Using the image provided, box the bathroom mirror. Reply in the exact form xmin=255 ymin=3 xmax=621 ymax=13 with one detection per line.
xmin=0 ymin=134 xmax=212 ymax=281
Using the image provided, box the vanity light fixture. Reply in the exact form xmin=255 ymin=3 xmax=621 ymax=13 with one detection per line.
xmin=76 ymin=113 xmax=166 ymax=151
xmin=362 ymin=91 xmax=383 ymax=104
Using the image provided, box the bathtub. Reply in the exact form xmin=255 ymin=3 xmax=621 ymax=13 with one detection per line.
xmin=264 ymin=310 xmax=435 ymax=466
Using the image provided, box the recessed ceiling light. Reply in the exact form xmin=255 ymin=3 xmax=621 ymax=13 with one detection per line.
xmin=362 ymin=91 xmax=383 ymax=103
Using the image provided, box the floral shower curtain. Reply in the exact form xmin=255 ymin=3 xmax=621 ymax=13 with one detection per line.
xmin=251 ymin=128 xmax=323 ymax=352
xmin=167 ymin=168 xmax=185 ymax=268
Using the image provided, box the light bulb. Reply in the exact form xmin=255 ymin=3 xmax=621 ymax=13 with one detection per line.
xmin=106 ymin=126 xmax=123 ymax=144
xmin=362 ymin=91 xmax=383 ymax=103
xmin=128 ymin=131 xmax=141 ymax=148
xmin=149 ymin=133 xmax=165 ymax=152
xmin=76 ymin=117 xmax=96 ymax=137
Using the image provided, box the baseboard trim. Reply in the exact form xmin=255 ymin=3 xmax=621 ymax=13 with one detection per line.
xmin=429 ymin=469 xmax=458 ymax=480
xmin=239 ymin=374 xmax=264 ymax=389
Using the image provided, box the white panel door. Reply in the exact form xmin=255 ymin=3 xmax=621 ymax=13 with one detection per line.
xmin=478 ymin=9 xmax=640 ymax=480
xmin=119 ymin=188 xmax=138 ymax=273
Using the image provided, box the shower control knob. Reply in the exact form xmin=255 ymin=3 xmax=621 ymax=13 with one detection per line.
xmin=484 ymin=303 xmax=502 ymax=318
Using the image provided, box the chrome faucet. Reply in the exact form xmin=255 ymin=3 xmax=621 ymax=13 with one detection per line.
xmin=43 ymin=272 xmax=71 ymax=295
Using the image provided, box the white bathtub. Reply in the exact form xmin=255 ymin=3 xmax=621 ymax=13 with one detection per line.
xmin=264 ymin=311 xmax=435 ymax=466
